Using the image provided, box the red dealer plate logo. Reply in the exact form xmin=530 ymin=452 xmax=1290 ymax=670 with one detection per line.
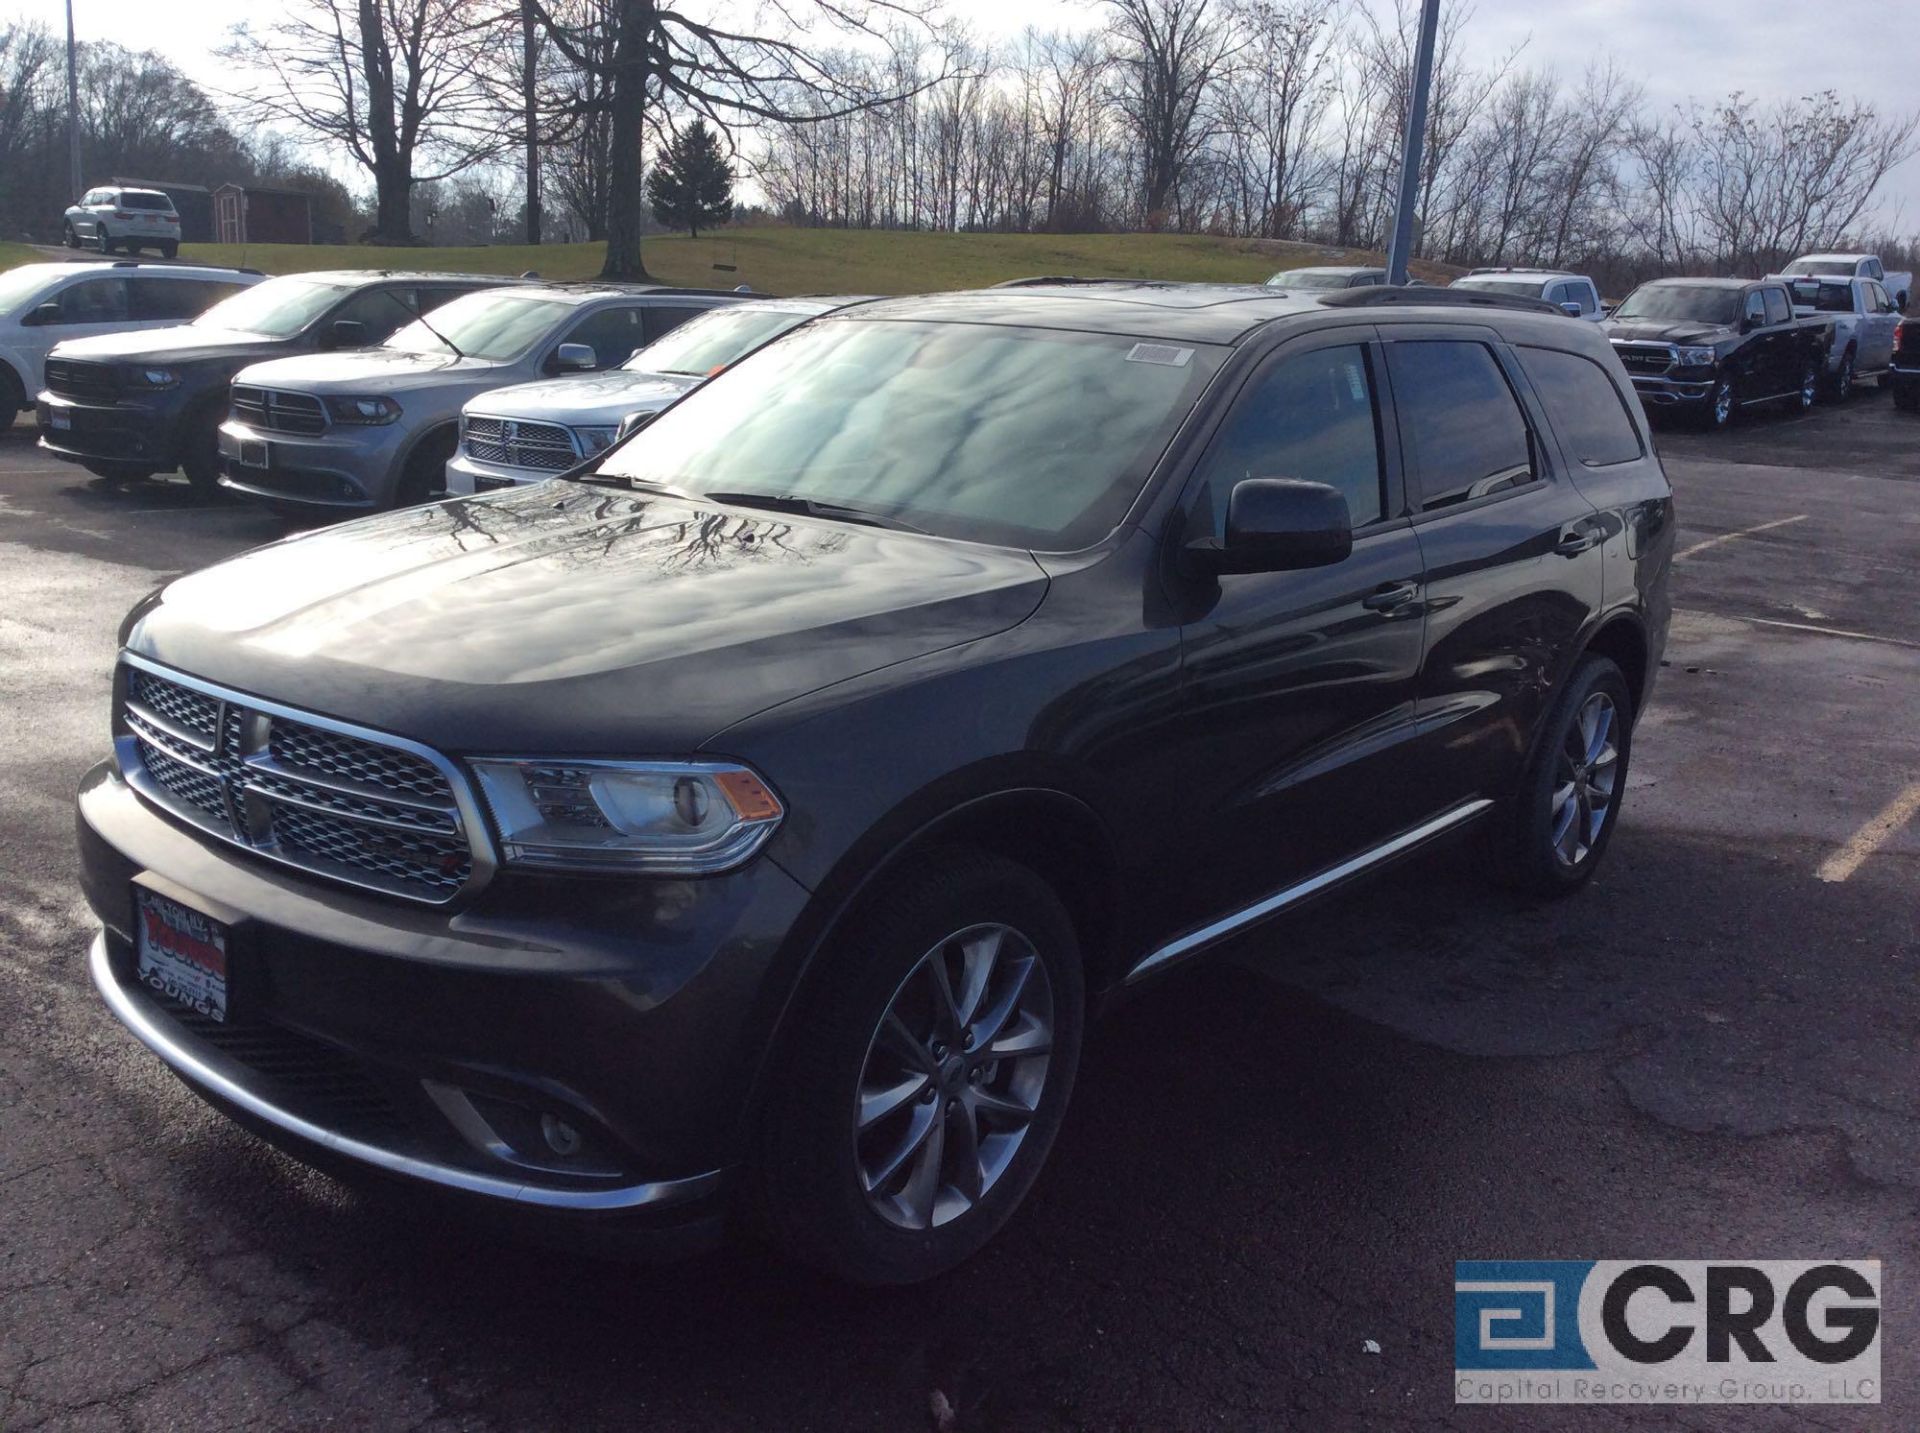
xmin=134 ymin=887 xmax=230 ymax=1023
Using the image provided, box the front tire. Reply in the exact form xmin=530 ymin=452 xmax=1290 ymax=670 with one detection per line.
xmin=1795 ymin=361 xmax=1818 ymax=411
xmin=1699 ymin=377 xmax=1735 ymax=430
xmin=393 ymin=427 xmax=457 ymax=508
xmin=62 ymin=221 xmax=79 ymax=249
xmin=1828 ymin=348 xmax=1855 ymax=401
xmin=1487 ymin=655 xmax=1633 ymax=898
xmin=751 ymin=851 xmax=1085 ymax=1284
xmin=180 ymin=405 xmax=225 ymax=500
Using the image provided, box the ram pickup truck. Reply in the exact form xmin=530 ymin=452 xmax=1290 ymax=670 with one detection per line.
xmin=1779 ymin=253 xmax=1910 ymax=312
xmin=1600 ymin=277 xmax=1833 ymax=429
xmin=1770 ymin=272 xmax=1901 ymax=398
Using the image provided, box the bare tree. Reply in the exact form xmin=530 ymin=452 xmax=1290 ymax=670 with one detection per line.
xmin=222 ymin=0 xmax=502 ymax=243
xmin=1106 ymin=0 xmax=1238 ymax=225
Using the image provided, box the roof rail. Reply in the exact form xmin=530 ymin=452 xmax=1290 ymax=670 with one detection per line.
xmin=1318 ymin=285 xmax=1562 ymax=315
xmin=991 ymin=275 xmax=1144 ymax=288
xmin=108 ymin=259 xmax=263 ymax=276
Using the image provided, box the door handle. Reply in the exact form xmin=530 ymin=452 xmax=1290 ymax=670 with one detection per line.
xmin=1362 ymin=581 xmax=1419 ymax=612
xmin=1555 ymin=528 xmax=1600 ymax=556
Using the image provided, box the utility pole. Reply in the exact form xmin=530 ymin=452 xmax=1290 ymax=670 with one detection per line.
xmin=1385 ymin=0 xmax=1440 ymax=286
xmin=65 ymin=0 xmax=82 ymax=205
xmin=522 ymin=0 xmax=541 ymax=245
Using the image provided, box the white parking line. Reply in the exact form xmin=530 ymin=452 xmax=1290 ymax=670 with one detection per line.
xmin=1738 ymin=615 xmax=1920 ymax=652
xmin=1673 ymin=514 xmax=1808 ymax=562
xmin=1817 ymin=780 xmax=1920 ymax=882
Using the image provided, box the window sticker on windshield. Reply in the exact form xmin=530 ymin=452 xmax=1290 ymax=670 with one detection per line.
xmin=1126 ymin=342 xmax=1193 ymax=368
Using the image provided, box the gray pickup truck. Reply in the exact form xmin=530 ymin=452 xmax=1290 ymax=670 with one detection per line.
xmin=1771 ymin=272 xmax=1901 ymax=399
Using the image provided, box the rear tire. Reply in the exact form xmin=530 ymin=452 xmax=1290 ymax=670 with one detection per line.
xmin=1827 ymin=348 xmax=1855 ymax=402
xmin=749 ymin=851 xmax=1085 ymax=1285
xmin=159 ymin=242 xmax=178 ymax=260
xmin=98 ymin=229 xmax=116 ymax=254
xmin=1485 ymin=654 xmax=1634 ymax=898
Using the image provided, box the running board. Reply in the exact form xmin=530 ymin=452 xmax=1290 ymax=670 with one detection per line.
xmin=1124 ymin=799 xmax=1494 ymax=985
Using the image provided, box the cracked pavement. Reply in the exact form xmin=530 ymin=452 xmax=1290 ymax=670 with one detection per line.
xmin=1 ymin=393 xmax=1916 ymax=1430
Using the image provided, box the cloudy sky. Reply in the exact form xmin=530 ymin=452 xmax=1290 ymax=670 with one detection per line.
xmin=16 ymin=0 xmax=1920 ymax=227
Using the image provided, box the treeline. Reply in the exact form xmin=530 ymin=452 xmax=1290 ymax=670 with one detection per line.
xmin=757 ymin=0 xmax=1920 ymax=288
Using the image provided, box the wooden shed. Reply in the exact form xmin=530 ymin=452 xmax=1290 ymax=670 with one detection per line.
xmin=213 ymin=184 xmax=314 ymax=246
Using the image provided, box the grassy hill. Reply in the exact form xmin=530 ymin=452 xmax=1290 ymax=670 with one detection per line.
xmin=151 ymin=229 xmax=1460 ymax=295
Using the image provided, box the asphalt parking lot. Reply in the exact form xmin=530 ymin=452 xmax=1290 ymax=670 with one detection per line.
xmin=1 ymin=389 xmax=1916 ymax=1431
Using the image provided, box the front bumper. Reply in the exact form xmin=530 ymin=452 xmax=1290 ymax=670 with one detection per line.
xmin=445 ymin=449 xmax=549 ymax=495
xmin=1626 ymin=373 xmax=1715 ymax=407
xmin=36 ymin=391 xmax=181 ymax=467
xmin=78 ymin=759 xmax=813 ymax=1227
xmin=216 ymin=417 xmax=409 ymax=510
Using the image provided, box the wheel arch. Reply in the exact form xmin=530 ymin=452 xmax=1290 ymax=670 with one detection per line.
xmin=1581 ymin=611 xmax=1651 ymax=718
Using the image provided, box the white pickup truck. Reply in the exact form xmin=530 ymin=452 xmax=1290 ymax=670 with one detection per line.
xmin=1779 ymin=253 xmax=1911 ymax=312
xmin=1771 ymin=272 xmax=1902 ymax=399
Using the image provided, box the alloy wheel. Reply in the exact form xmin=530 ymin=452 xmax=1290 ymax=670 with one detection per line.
xmin=853 ymin=922 xmax=1054 ymax=1232
xmin=1711 ymin=380 xmax=1733 ymax=426
xmin=1835 ymin=353 xmax=1854 ymax=400
xmin=1550 ymin=692 xmax=1619 ymax=869
xmin=1799 ymin=364 xmax=1818 ymax=409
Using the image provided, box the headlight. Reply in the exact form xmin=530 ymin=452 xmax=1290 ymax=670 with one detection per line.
xmin=324 ymin=395 xmax=403 ymax=425
xmin=469 ymin=758 xmax=784 ymax=874
xmin=1673 ymin=346 xmax=1717 ymax=366
xmin=127 ymin=366 xmax=177 ymax=389
xmin=573 ymin=425 xmax=619 ymax=455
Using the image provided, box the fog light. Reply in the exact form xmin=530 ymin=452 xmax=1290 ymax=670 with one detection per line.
xmin=540 ymin=1113 xmax=583 ymax=1157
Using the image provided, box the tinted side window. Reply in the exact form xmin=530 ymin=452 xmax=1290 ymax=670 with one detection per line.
xmin=130 ymin=278 xmax=221 ymax=321
xmin=1762 ymin=287 xmax=1791 ymax=325
xmin=643 ymin=304 xmax=707 ymax=344
xmin=418 ymin=285 xmax=477 ymax=315
xmin=1575 ymin=281 xmax=1599 ymax=315
xmin=564 ymin=304 xmax=649 ymax=368
xmin=1743 ymin=290 xmax=1766 ymax=328
xmin=1189 ymin=343 xmax=1385 ymax=539
xmin=57 ymin=277 xmax=129 ymax=323
xmin=1519 ymin=347 xmax=1643 ymax=468
xmin=329 ymin=286 xmax=419 ymax=342
xmin=1386 ymin=341 xmax=1535 ymax=510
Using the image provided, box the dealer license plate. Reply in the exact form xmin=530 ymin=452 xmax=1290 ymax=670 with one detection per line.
xmin=49 ymin=411 xmax=71 ymax=431
xmin=239 ymin=439 xmax=270 ymax=469
xmin=135 ymin=886 xmax=230 ymax=1022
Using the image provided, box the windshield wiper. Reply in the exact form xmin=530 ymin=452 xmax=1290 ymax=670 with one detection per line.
xmin=380 ymin=288 xmax=463 ymax=358
xmin=700 ymin=490 xmax=928 ymax=534
xmin=562 ymin=469 xmax=697 ymax=499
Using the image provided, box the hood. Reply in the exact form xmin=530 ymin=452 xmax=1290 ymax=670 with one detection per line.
xmin=1600 ymin=319 xmax=1734 ymax=345
xmin=465 ymin=369 xmax=700 ymax=427
xmin=121 ymin=483 xmax=1049 ymax=753
xmin=236 ymin=346 xmax=500 ymax=394
xmin=47 ymin=325 xmax=291 ymax=365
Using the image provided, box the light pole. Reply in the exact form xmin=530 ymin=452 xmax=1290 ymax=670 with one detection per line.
xmin=65 ymin=0 xmax=82 ymax=204
xmin=1385 ymin=0 xmax=1440 ymax=286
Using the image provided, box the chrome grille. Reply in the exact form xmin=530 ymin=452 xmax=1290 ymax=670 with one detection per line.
xmin=117 ymin=662 xmax=485 ymax=904
xmin=464 ymin=415 xmax=577 ymax=472
xmin=1612 ymin=343 xmax=1676 ymax=376
xmin=45 ymin=359 xmax=120 ymax=400
xmin=231 ymin=386 xmax=327 ymax=435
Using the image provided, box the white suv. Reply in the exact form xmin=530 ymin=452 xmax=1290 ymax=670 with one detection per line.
xmin=1451 ymin=268 xmax=1605 ymax=319
xmin=0 ymin=260 xmax=260 ymax=416
xmin=63 ymin=187 xmax=183 ymax=257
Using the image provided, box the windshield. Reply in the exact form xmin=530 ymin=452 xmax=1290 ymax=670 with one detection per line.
xmin=624 ymin=305 xmax=814 ymax=376
xmin=0 ymin=265 xmax=61 ymax=315
xmin=592 ymin=319 xmax=1223 ymax=549
xmin=1787 ymin=279 xmax=1854 ymax=313
xmin=1783 ymin=259 xmax=1855 ymax=277
xmin=1454 ymin=278 xmax=1547 ymax=298
xmin=385 ymin=291 xmax=572 ymax=360
xmin=194 ymin=277 xmax=353 ymax=337
xmin=1267 ymin=269 xmax=1360 ymax=290
xmin=1611 ymin=285 xmax=1739 ymax=325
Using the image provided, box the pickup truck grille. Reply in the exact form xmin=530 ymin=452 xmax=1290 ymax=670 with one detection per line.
xmin=1611 ymin=343 xmax=1677 ymax=376
xmin=44 ymin=358 xmax=121 ymax=400
xmin=464 ymin=415 xmax=577 ymax=472
xmin=117 ymin=661 xmax=483 ymax=904
xmin=231 ymin=386 xmax=327 ymax=435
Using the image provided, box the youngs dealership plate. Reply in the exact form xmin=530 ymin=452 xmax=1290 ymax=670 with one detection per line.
xmin=134 ymin=885 xmax=231 ymax=1022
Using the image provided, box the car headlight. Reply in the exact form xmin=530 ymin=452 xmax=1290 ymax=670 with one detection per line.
xmin=1673 ymin=346 xmax=1717 ymax=367
xmin=127 ymin=366 xmax=177 ymax=389
xmin=573 ymin=425 xmax=619 ymax=455
xmin=469 ymin=758 xmax=785 ymax=874
xmin=325 ymin=395 xmax=403 ymax=425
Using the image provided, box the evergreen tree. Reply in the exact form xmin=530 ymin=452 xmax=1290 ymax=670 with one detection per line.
xmin=647 ymin=122 xmax=734 ymax=237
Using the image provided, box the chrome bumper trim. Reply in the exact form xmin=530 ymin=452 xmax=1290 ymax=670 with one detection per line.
xmin=90 ymin=932 xmax=726 ymax=1211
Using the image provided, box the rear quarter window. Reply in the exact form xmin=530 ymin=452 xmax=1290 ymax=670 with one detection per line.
xmin=1519 ymin=346 xmax=1644 ymax=467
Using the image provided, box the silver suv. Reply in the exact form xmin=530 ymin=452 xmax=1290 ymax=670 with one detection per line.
xmin=64 ymin=187 xmax=183 ymax=257
xmin=218 ymin=284 xmax=751 ymax=513
xmin=1451 ymin=268 xmax=1605 ymax=320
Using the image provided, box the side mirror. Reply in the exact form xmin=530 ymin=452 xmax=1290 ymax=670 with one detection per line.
xmin=325 ymin=318 xmax=368 ymax=349
xmin=554 ymin=342 xmax=596 ymax=372
xmin=23 ymin=300 xmax=62 ymax=326
xmin=616 ymin=410 xmax=655 ymax=441
xmin=1741 ymin=313 xmax=1762 ymax=333
xmin=1560 ymin=301 xmax=1582 ymax=318
xmin=1184 ymin=478 xmax=1353 ymax=577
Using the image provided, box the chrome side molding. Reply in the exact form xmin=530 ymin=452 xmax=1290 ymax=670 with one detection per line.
xmin=1124 ymin=798 xmax=1495 ymax=985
